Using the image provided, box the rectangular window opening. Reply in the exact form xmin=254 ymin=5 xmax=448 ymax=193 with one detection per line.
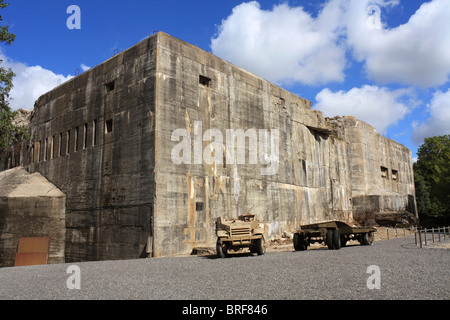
xmin=51 ymin=135 xmax=55 ymax=160
xmin=37 ymin=141 xmax=41 ymax=162
xmin=392 ymin=170 xmax=398 ymax=181
xmin=105 ymin=80 xmax=115 ymax=92
xmin=381 ymin=166 xmax=388 ymax=179
xmin=278 ymin=97 xmax=286 ymax=109
xmin=44 ymin=138 xmax=48 ymax=161
xmin=59 ymin=133 xmax=63 ymax=157
xmin=105 ymin=119 xmax=113 ymax=134
xmin=66 ymin=131 xmax=71 ymax=155
xmin=92 ymin=120 xmax=97 ymax=146
xmin=199 ymin=75 xmax=211 ymax=87
xmin=196 ymin=202 xmax=204 ymax=212
xmin=75 ymin=127 xmax=79 ymax=152
xmin=83 ymin=123 xmax=88 ymax=149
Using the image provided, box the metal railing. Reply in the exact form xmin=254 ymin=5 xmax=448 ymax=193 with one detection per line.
xmin=376 ymin=225 xmax=450 ymax=248
xmin=414 ymin=226 xmax=450 ymax=248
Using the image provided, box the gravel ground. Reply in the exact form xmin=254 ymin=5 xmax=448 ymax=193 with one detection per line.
xmin=0 ymin=236 xmax=448 ymax=301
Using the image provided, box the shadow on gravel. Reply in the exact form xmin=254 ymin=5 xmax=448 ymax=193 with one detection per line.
xmin=196 ymin=243 xmax=373 ymax=259
xmin=201 ymin=252 xmax=261 ymax=259
xmin=400 ymin=242 xmax=422 ymax=250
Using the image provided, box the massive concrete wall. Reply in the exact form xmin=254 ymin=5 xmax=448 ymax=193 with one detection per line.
xmin=153 ymin=34 xmax=354 ymax=257
xmin=25 ymin=36 xmax=158 ymax=262
xmin=153 ymin=33 xmax=416 ymax=256
xmin=329 ymin=116 xmax=417 ymax=224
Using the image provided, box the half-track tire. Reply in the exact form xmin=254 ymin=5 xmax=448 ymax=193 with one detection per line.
xmin=216 ymin=239 xmax=228 ymax=258
xmin=254 ymin=236 xmax=266 ymax=255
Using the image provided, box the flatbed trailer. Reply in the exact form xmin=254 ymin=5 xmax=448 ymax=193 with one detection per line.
xmin=293 ymin=221 xmax=376 ymax=251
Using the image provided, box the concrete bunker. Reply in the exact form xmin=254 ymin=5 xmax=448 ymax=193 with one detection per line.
xmin=0 ymin=32 xmax=417 ymax=262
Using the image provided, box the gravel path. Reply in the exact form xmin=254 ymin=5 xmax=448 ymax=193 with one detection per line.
xmin=0 ymin=236 xmax=448 ymax=301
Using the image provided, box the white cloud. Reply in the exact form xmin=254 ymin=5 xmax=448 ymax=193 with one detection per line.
xmin=412 ymin=88 xmax=450 ymax=144
xmin=0 ymin=51 xmax=73 ymax=110
xmin=345 ymin=0 xmax=450 ymax=87
xmin=313 ymin=85 xmax=415 ymax=134
xmin=80 ymin=64 xmax=91 ymax=72
xmin=211 ymin=1 xmax=347 ymax=85
xmin=211 ymin=0 xmax=450 ymax=88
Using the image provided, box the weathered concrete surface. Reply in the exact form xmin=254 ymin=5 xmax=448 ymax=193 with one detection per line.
xmin=22 ymin=36 xmax=158 ymax=263
xmin=328 ymin=116 xmax=417 ymax=225
xmin=0 ymin=32 xmax=417 ymax=261
xmin=152 ymin=34 xmax=415 ymax=257
xmin=0 ymin=167 xmax=65 ymax=267
xmin=153 ymin=34 xmax=353 ymax=257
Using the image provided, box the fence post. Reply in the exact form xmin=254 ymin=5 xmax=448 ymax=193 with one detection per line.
xmin=432 ymin=227 xmax=435 ymax=243
xmin=418 ymin=229 xmax=422 ymax=248
xmin=415 ymin=229 xmax=417 ymax=246
xmin=438 ymin=227 xmax=441 ymax=242
xmin=424 ymin=228 xmax=427 ymax=246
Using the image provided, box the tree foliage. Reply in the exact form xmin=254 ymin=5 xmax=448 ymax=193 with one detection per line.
xmin=0 ymin=1 xmax=25 ymax=155
xmin=414 ymin=135 xmax=450 ymax=220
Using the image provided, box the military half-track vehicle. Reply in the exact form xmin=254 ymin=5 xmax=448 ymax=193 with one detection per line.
xmin=215 ymin=214 xmax=265 ymax=258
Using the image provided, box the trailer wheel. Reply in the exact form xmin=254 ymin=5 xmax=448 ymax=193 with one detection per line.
xmin=326 ymin=229 xmax=334 ymax=250
xmin=216 ymin=239 xmax=228 ymax=258
xmin=332 ymin=229 xmax=341 ymax=250
xmin=294 ymin=233 xmax=307 ymax=251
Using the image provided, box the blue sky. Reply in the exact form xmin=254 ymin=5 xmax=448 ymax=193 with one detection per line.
xmin=2 ymin=0 xmax=450 ymax=159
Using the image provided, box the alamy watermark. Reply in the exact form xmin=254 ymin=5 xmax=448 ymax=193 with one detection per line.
xmin=171 ymin=121 xmax=280 ymax=176
xmin=366 ymin=4 xmax=382 ymax=30
xmin=366 ymin=265 xmax=381 ymax=290
xmin=67 ymin=5 xmax=81 ymax=30
xmin=67 ymin=265 xmax=81 ymax=290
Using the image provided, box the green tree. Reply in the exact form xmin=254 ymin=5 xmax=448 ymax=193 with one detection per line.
xmin=414 ymin=135 xmax=450 ymax=220
xmin=432 ymin=148 xmax=450 ymax=211
xmin=0 ymin=0 xmax=23 ymax=155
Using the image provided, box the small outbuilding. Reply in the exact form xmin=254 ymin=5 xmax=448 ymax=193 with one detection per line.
xmin=0 ymin=167 xmax=65 ymax=267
